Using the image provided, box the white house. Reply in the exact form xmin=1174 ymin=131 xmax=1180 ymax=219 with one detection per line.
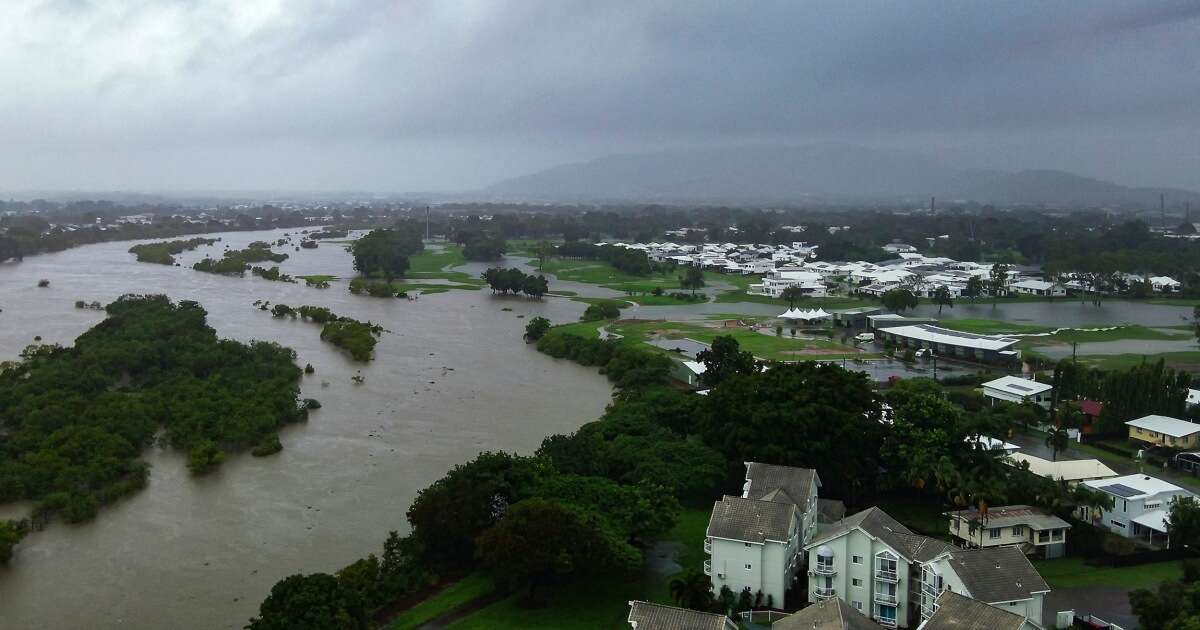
xmin=945 ymin=505 xmax=1070 ymax=559
xmin=1009 ymin=279 xmax=1066 ymax=297
xmin=1006 ymin=453 xmax=1118 ymax=485
xmin=751 ymin=269 xmax=829 ymax=298
xmin=705 ymin=463 xmax=820 ymax=608
xmin=1079 ymin=474 xmax=1194 ymax=546
xmin=981 ymin=376 xmax=1053 ymax=409
xmin=626 ymin=601 xmax=737 ymax=630
xmin=919 ymin=546 xmax=1050 ymax=629
xmin=804 ymin=507 xmax=951 ymax=628
xmin=1149 ymin=276 xmax=1181 ymax=293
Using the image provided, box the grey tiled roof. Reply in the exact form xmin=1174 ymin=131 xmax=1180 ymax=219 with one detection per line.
xmin=745 ymin=462 xmax=818 ymax=506
xmin=946 ymin=546 xmax=1051 ymax=603
xmin=774 ymin=598 xmax=881 ymax=630
xmin=807 ymin=507 xmax=950 ymax=562
xmin=922 ymin=591 xmax=1025 ymax=630
xmin=707 ymin=496 xmax=795 ymax=543
xmin=627 ymin=601 xmax=734 ymax=630
xmin=946 ymin=505 xmax=1071 ymax=531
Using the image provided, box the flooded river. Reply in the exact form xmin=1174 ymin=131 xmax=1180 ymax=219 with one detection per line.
xmin=0 ymin=229 xmax=614 ymax=630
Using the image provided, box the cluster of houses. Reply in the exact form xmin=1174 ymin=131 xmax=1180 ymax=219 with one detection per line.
xmin=598 ymin=239 xmax=1184 ymax=300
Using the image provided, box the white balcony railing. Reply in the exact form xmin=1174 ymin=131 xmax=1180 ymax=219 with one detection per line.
xmin=815 ymin=587 xmax=837 ymax=600
xmin=704 ymin=538 xmax=713 ymax=554
xmin=874 ymin=591 xmax=898 ymax=605
xmin=703 ymin=559 xmax=712 ymax=576
xmin=814 ymin=562 xmax=837 ymax=576
xmin=875 ymin=568 xmax=899 ymax=583
xmin=876 ymin=616 xmax=898 ymax=628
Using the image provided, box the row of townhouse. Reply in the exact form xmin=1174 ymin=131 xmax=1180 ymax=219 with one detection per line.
xmin=806 ymin=506 xmax=1050 ymax=629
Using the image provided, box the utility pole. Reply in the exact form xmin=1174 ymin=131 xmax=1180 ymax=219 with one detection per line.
xmin=1161 ymin=194 xmax=1166 ymax=229
xmin=930 ymin=196 xmax=936 ymax=213
xmin=425 ymin=206 xmax=431 ymax=242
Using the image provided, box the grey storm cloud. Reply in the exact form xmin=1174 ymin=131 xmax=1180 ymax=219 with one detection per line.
xmin=0 ymin=0 xmax=1197 ymax=192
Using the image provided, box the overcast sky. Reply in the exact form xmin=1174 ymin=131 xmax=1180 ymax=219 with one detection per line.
xmin=0 ymin=0 xmax=1197 ymax=193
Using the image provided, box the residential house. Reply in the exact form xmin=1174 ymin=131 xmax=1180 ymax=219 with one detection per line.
xmin=1006 ymin=453 xmax=1117 ymax=485
xmin=1125 ymin=415 xmax=1200 ymax=449
xmin=1009 ymin=280 xmax=1066 ymax=297
xmin=1078 ymin=400 xmax=1103 ymax=438
xmin=1080 ymin=474 xmax=1194 ymax=546
xmin=626 ymin=601 xmax=737 ymax=630
xmin=980 ymin=376 xmax=1053 ymax=409
xmin=705 ymin=463 xmax=820 ymax=608
xmin=804 ymin=507 xmax=951 ymax=628
xmin=1149 ymin=276 xmax=1181 ymax=293
xmin=773 ymin=597 xmax=881 ymax=630
xmin=918 ymin=546 xmax=1050 ymax=629
xmin=920 ymin=591 xmax=1027 ymax=630
xmin=945 ymin=505 xmax=1070 ymax=559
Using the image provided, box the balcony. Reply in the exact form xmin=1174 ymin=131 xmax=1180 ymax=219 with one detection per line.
xmin=876 ymin=616 xmax=898 ymax=628
xmin=704 ymin=538 xmax=712 ymax=554
xmin=814 ymin=587 xmax=837 ymax=600
xmin=703 ymin=560 xmax=712 ymax=577
xmin=875 ymin=568 xmax=899 ymax=583
xmin=814 ymin=562 xmax=837 ymax=576
xmin=874 ymin=591 xmax=898 ymax=605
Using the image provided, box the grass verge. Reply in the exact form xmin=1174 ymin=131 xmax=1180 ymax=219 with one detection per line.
xmin=1032 ymin=557 xmax=1182 ymax=588
xmin=386 ymin=574 xmax=495 ymax=629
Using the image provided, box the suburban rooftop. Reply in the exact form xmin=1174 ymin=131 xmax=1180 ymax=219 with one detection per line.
xmin=706 ymin=495 xmax=795 ymax=544
xmin=922 ymin=591 xmax=1026 ymax=630
xmin=1125 ymin=414 xmax=1200 ymax=438
xmin=981 ymin=375 xmax=1053 ymax=396
xmin=1083 ymin=473 xmax=1191 ymax=499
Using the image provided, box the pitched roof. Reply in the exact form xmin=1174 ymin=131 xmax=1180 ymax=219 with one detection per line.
xmin=943 ymin=546 xmax=1050 ymax=603
xmin=626 ymin=601 xmax=734 ymax=630
xmin=744 ymin=462 xmax=818 ymax=507
xmin=922 ymin=591 xmax=1025 ymax=630
xmin=806 ymin=507 xmax=950 ymax=562
xmin=707 ymin=496 xmax=795 ymax=543
xmin=981 ymin=375 xmax=1053 ymax=397
xmin=1007 ymin=453 xmax=1118 ymax=482
xmin=946 ymin=505 xmax=1072 ymax=531
xmin=1126 ymin=414 xmax=1200 ymax=438
xmin=773 ymin=597 xmax=880 ymax=630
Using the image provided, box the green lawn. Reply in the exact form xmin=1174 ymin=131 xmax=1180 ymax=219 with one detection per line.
xmin=1031 ymin=557 xmax=1182 ymax=588
xmin=537 ymin=259 xmax=670 ymax=287
xmin=387 ymin=573 xmax=496 ymax=629
xmin=626 ymin=294 xmax=708 ymax=306
xmin=1022 ymin=326 xmax=1190 ymax=346
xmin=1073 ymin=351 xmax=1200 ymax=371
xmin=547 ymin=320 xmax=609 ymax=338
xmin=445 ymin=508 xmax=710 ymax=630
xmin=396 ymin=282 xmax=482 ymax=294
xmin=570 ymin=297 xmax=634 ymax=309
xmin=604 ymin=320 xmax=872 ymax=361
xmin=297 ymin=274 xmax=338 ymax=282
xmin=408 ymin=245 xmax=467 ymax=273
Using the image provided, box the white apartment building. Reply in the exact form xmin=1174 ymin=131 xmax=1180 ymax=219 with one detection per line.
xmin=1080 ymin=474 xmax=1195 ymax=546
xmin=919 ymin=546 xmax=1050 ymax=629
xmin=704 ymin=463 xmax=820 ymax=608
xmin=804 ymin=507 xmax=950 ymax=628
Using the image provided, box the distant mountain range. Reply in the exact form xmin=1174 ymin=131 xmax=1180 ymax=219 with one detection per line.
xmin=484 ymin=144 xmax=1200 ymax=207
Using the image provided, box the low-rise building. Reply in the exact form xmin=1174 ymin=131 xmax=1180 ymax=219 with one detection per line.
xmin=705 ymin=463 xmax=820 ymax=608
xmin=1009 ymin=280 xmax=1066 ymax=297
xmin=980 ymin=376 xmax=1053 ymax=408
xmin=918 ymin=547 xmax=1050 ymax=629
xmin=1149 ymin=276 xmax=1181 ymax=293
xmin=875 ymin=325 xmax=1019 ymax=364
xmin=1080 ymin=474 xmax=1195 ymax=546
xmin=626 ymin=601 xmax=737 ymax=630
xmin=1125 ymin=414 xmax=1200 ymax=449
xmin=945 ymin=505 xmax=1070 ymax=559
xmin=804 ymin=507 xmax=951 ymax=628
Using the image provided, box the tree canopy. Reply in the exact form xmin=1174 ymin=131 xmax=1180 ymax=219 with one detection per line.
xmin=351 ymin=227 xmax=423 ymax=280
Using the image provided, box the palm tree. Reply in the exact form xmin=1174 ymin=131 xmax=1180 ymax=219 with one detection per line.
xmin=1045 ymin=424 xmax=1070 ymax=462
xmin=669 ymin=569 xmax=715 ymax=611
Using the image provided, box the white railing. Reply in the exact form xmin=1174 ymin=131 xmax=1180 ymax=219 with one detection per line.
xmin=703 ymin=559 xmax=712 ymax=576
xmin=814 ymin=562 xmax=837 ymax=575
xmin=875 ymin=568 xmax=899 ymax=583
xmin=704 ymin=538 xmax=712 ymax=554
xmin=815 ymin=587 xmax=837 ymax=600
xmin=876 ymin=616 xmax=898 ymax=628
xmin=874 ymin=591 xmax=898 ymax=605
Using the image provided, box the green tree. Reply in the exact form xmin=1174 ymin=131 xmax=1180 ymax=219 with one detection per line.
xmin=780 ymin=286 xmax=805 ymax=308
xmin=669 ymin=569 xmax=715 ymax=611
xmin=524 ymin=316 xmax=551 ymax=341
xmin=534 ymin=240 xmax=554 ymax=269
xmin=1170 ymin=497 xmax=1200 ymax=551
xmin=695 ymin=335 xmax=756 ymax=389
xmin=351 ymin=228 xmax=421 ymax=280
xmin=932 ymin=285 xmax=954 ymax=315
xmin=1044 ymin=424 xmax=1070 ymax=462
xmin=0 ymin=520 xmax=28 ymax=564
xmin=989 ymin=263 xmax=1010 ymax=307
xmin=881 ymin=288 xmax=918 ymax=313
xmin=476 ymin=498 xmax=641 ymax=601
xmin=964 ymin=275 xmax=984 ymax=301
xmin=1131 ymin=578 xmax=1200 ymax=630
xmin=247 ymin=573 xmax=366 ymax=630
xmin=680 ymin=266 xmax=705 ymax=297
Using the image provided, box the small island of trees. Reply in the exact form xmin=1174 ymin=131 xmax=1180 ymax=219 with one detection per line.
xmin=193 ymin=243 xmax=288 ymax=275
xmin=481 ymin=267 xmax=549 ymax=298
xmin=128 ymin=237 xmax=219 ymax=265
xmin=265 ymin=303 xmax=383 ymax=361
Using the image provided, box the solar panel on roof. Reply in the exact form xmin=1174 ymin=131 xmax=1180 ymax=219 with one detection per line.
xmin=1100 ymin=483 xmax=1142 ymax=498
xmin=1009 ymin=383 xmax=1032 ymax=392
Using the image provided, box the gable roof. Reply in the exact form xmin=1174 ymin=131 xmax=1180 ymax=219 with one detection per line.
xmin=922 ymin=591 xmax=1025 ymax=630
xmin=946 ymin=505 xmax=1071 ymax=531
xmin=941 ymin=546 xmax=1050 ymax=603
xmin=806 ymin=507 xmax=950 ymax=562
xmin=744 ymin=462 xmax=818 ymax=507
xmin=707 ymin=496 xmax=795 ymax=544
xmin=627 ymin=601 xmax=735 ymax=630
xmin=773 ymin=597 xmax=880 ymax=630
xmin=1007 ymin=453 xmax=1118 ymax=482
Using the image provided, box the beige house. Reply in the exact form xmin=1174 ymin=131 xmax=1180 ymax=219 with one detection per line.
xmin=1126 ymin=415 xmax=1200 ymax=449
xmin=945 ymin=505 xmax=1070 ymax=559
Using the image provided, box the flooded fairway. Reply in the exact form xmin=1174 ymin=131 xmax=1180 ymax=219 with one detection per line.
xmin=0 ymin=229 xmax=613 ymax=630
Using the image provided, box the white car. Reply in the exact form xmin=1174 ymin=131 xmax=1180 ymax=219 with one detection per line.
xmin=854 ymin=333 xmax=875 ymax=342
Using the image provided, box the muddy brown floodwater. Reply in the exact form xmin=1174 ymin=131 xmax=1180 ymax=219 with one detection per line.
xmin=0 ymin=229 xmax=613 ymax=630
